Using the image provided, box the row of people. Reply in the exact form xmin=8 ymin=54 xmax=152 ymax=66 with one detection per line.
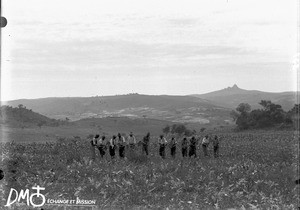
xmin=89 ymin=132 xmax=220 ymax=160
xmin=157 ymin=134 xmax=220 ymax=159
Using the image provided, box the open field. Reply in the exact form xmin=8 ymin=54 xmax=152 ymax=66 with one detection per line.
xmin=0 ymin=117 xmax=225 ymax=143
xmin=0 ymin=130 xmax=298 ymax=209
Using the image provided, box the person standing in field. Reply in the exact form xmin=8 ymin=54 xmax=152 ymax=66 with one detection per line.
xmin=169 ymin=136 xmax=177 ymax=158
xmin=117 ymin=133 xmax=126 ymax=158
xmin=142 ymin=132 xmax=150 ymax=156
xmin=211 ymin=135 xmax=220 ymax=158
xmin=109 ymin=135 xmax=117 ymax=159
xmin=127 ymin=132 xmax=137 ymax=149
xmin=189 ymin=136 xmax=197 ymax=158
xmin=181 ymin=137 xmax=188 ymax=157
xmin=202 ymin=135 xmax=210 ymax=157
xmin=90 ymin=134 xmax=99 ymax=161
xmin=158 ymin=134 xmax=167 ymax=159
xmin=97 ymin=135 xmax=107 ymax=158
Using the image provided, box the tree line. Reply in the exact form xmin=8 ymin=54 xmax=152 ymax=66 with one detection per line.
xmin=230 ymin=100 xmax=299 ymax=130
xmin=162 ymin=124 xmax=198 ymax=136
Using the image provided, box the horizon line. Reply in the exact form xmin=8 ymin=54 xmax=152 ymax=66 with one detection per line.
xmin=1 ymin=85 xmax=297 ymax=102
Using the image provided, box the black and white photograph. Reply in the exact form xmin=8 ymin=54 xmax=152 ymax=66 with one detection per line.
xmin=0 ymin=0 xmax=299 ymax=209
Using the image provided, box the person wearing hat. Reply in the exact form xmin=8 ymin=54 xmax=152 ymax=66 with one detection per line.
xmin=90 ymin=134 xmax=99 ymax=161
xmin=97 ymin=135 xmax=107 ymax=158
xmin=181 ymin=137 xmax=188 ymax=157
xmin=202 ymin=135 xmax=210 ymax=157
xmin=127 ymin=132 xmax=137 ymax=149
xmin=189 ymin=136 xmax=197 ymax=158
xmin=117 ymin=133 xmax=126 ymax=158
xmin=158 ymin=134 xmax=167 ymax=159
xmin=169 ymin=136 xmax=177 ymax=158
xmin=109 ymin=135 xmax=117 ymax=159
xmin=142 ymin=132 xmax=151 ymax=156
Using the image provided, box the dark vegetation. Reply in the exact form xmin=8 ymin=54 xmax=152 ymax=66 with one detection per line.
xmin=0 ymin=130 xmax=296 ymax=209
xmin=231 ymin=100 xmax=299 ymax=130
xmin=162 ymin=124 xmax=197 ymax=136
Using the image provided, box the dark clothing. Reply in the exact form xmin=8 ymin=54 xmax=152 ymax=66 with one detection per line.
xmin=182 ymin=147 xmax=188 ymax=157
xmin=117 ymin=136 xmax=126 ymax=158
xmin=143 ymin=144 xmax=149 ymax=155
xmin=90 ymin=138 xmax=97 ymax=161
xmin=98 ymin=145 xmax=106 ymax=158
xmin=119 ymin=145 xmax=125 ymax=158
xmin=202 ymin=144 xmax=208 ymax=156
xmin=212 ymin=136 xmax=220 ymax=158
xmin=181 ymin=138 xmax=188 ymax=157
xmin=171 ymin=146 xmax=176 ymax=158
xmin=213 ymin=144 xmax=219 ymax=158
xmin=182 ymin=139 xmax=188 ymax=148
xmin=189 ymin=137 xmax=197 ymax=157
xmin=190 ymin=137 xmax=197 ymax=147
xmin=189 ymin=145 xmax=197 ymax=157
xmin=169 ymin=138 xmax=176 ymax=158
xmin=109 ymin=146 xmax=116 ymax=158
xmin=129 ymin=144 xmax=135 ymax=149
xmin=143 ymin=135 xmax=150 ymax=145
xmin=159 ymin=144 xmax=166 ymax=159
xmin=142 ymin=135 xmax=150 ymax=155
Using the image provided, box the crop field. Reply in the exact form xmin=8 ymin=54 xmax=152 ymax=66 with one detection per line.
xmin=0 ymin=130 xmax=298 ymax=209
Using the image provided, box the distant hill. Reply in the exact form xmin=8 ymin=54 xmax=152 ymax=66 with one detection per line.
xmin=3 ymin=87 xmax=296 ymax=126
xmin=4 ymin=94 xmax=231 ymax=125
xmin=192 ymin=84 xmax=296 ymax=111
xmin=0 ymin=105 xmax=64 ymax=127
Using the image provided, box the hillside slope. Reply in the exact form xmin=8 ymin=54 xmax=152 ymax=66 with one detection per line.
xmin=0 ymin=105 xmax=64 ymax=127
xmin=4 ymin=94 xmax=231 ymax=125
xmin=192 ymin=84 xmax=296 ymax=111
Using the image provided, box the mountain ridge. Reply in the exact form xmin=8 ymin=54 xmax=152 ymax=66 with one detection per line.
xmin=192 ymin=84 xmax=296 ymax=110
xmin=2 ymin=85 xmax=295 ymax=102
xmin=2 ymin=85 xmax=296 ymax=125
xmin=3 ymin=94 xmax=231 ymax=125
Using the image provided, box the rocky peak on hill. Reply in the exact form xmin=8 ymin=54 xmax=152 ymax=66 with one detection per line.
xmin=232 ymin=84 xmax=239 ymax=89
xmin=224 ymin=84 xmax=241 ymax=91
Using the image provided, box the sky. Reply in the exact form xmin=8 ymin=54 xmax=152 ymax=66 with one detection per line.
xmin=1 ymin=0 xmax=298 ymax=101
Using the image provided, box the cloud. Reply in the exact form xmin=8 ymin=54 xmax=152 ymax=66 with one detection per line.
xmin=166 ymin=18 xmax=200 ymax=27
xmin=2 ymin=0 xmax=296 ymax=100
xmin=12 ymin=39 xmax=253 ymax=68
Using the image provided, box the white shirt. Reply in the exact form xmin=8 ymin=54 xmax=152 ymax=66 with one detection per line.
xmin=97 ymin=138 xmax=106 ymax=146
xmin=110 ymin=138 xmax=117 ymax=147
xmin=93 ymin=138 xmax=97 ymax=144
xmin=117 ymin=136 xmax=126 ymax=146
xmin=127 ymin=136 xmax=136 ymax=144
xmin=158 ymin=137 xmax=167 ymax=145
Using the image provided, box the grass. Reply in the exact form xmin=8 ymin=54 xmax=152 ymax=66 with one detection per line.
xmin=0 ymin=130 xmax=298 ymax=209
